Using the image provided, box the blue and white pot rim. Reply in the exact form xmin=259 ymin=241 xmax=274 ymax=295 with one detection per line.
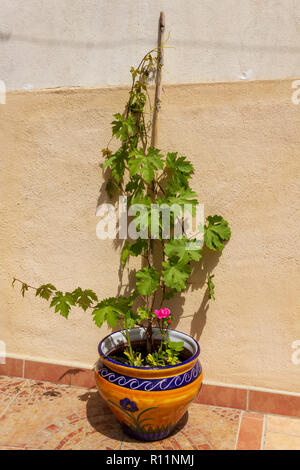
xmin=98 ymin=327 xmax=200 ymax=371
xmin=96 ymin=360 xmax=202 ymax=391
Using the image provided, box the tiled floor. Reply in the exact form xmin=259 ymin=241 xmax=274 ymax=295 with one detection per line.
xmin=0 ymin=375 xmax=299 ymax=450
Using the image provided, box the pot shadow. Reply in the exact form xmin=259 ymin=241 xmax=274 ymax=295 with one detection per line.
xmin=78 ymin=389 xmax=189 ymax=443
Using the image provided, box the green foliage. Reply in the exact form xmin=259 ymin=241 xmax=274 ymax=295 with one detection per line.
xmin=204 ymin=215 xmax=231 ymax=252
xmin=164 ymin=238 xmax=202 ymax=262
xmin=146 ymin=339 xmax=184 ymax=366
xmin=207 ymin=274 xmax=215 ymax=300
xmin=162 ymin=259 xmax=191 ymax=292
xmin=121 ymin=239 xmax=148 ymax=265
xmin=112 ymin=113 xmax=136 ymax=142
xmin=13 ymin=48 xmax=231 ymax=368
xmin=136 ymin=306 xmax=152 ymax=320
xmin=50 ymin=292 xmax=76 ymax=318
xmin=166 ymin=152 xmax=194 ymax=175
xmin=36 ymin=284 xmax=57 ymax=301
xmin=166 ymin=152 xmax=194 ymax=189
xmin=21 ymin=283 xmax=29 ymax=297
xmin=136 ymin=267 xmax=160 ymax=296
xmin=92 ymin=296 xmax=135 ymax=328
xmin=164 ymin=187 xmax=198 ymax=213
xmin=124 ymin=350 xmax=144 ymax=367
xmin=129 ymin=148 xmax=164 ymax=184
xmin=168 ymin=341 xmax=184 ymax=352
xmin=72 ymin=288 xmax=98 ymax=311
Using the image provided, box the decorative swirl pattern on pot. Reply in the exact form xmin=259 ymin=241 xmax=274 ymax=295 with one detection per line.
xmin=97 ymin=360 xmax=202 ymax=391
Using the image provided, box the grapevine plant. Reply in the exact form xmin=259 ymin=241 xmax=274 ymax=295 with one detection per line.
xmin=13 ymin=49 xmax=231 ymax=367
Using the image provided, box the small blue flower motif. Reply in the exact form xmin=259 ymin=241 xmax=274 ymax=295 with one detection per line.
xmin=120 ymin=398 xmax=139 ymax=412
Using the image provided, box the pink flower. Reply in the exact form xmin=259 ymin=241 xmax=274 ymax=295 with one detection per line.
xmin=154 ymin=308 xmax=171 ymax=320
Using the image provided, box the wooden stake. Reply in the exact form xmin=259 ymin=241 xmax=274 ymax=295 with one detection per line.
xmin=151 ymin=12 xmax=165 ymax=148
xmin=147 ymin=13 xmax=166 ymax=310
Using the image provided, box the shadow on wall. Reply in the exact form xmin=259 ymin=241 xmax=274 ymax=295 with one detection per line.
xmin=168 ymin=248 xmax=221 ymax=341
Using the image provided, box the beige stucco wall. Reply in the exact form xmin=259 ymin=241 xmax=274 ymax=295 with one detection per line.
xmin=1 ymin=79 xmax=300 ymax=392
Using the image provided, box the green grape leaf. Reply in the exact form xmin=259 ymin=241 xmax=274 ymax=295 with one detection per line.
xmin=168 ymin=341 xmax=184 ymax=352
xmin=124 ymin=310 xmax=139 ymax=330
xmin=166 ymin=152 xmax=194 ymax=174
xmin=112 ymin=113 xmax=135 ymax=142
xmin=71 ymin=287 xmax=98 ymax=311
xmin=136 ymin=267 xmax=160 ymax=296
xmin=36 ymin=284 xmax=57 ymax=301
xmin=165 ymin=188 xmax=198 ymax=216
xmin=92 ymin=306 xmax=107 ymax=328
xmin=207 ymin=274 xmax=215 ymax=300
xmin=162 ymin=260 xmax=191 ymax=292
xmin=103 ymin=154 xmax=117 ymax=169
xmin=92 ymin=296 xmax=134 ymax=329
xmin=103 ymin=147 xmax=127 ymax=184
xmin=50 ymin=292 xmax=76 ymax=318
xmin=137 ymin=306 xmax=152 ymax=320
xmin=106 ymin=178 xmax=118 ymax=199
xmin=165 ymin=153 xmax=195 ymax=190
xmin=121 ymin=239 xmax=148 ymax=265
xmin=21 ymin=283 xmax=29 ymax=297
xmin=125 ymin=176 xmax=145 ymax=199
xmin=204 ymin=215 xmax=231 ymax=252
xmin=106 ymin=310 xmax=120 ymax=328
xmin=129 ymin=147 xmax=164 ymax=184
xmin=164 ymin=238 xmax=202 ymax=262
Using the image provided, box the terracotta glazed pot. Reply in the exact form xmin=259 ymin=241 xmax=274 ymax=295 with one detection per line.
xmin=95 ymin=327 xmax=203 ymax=441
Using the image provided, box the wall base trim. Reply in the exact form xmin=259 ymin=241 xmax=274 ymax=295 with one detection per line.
xmin=1 ymin=355 xmax=299 ymax=418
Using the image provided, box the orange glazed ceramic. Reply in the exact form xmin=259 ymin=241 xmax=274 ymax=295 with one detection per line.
xmin=95 ymin=328 xmax=203 ymax=441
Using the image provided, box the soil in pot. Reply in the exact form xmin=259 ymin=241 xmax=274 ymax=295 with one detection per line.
xmin=108 ymin=339 xmax=193 ymax=366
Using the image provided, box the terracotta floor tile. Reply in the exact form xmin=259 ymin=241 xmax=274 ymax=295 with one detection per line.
xmin=236 ymin=413 xmax=264 ymax=450
xmin=264 ymin=432 xmax=300 ymax=450
xmin=0 ymin=380 xmax=84 ymax=447
xmin=0 ymin=376 xmax=25 ymax=394
xmin=0 ymin=394 xmax=14 ymax=417
xmin=122 ymin=404 xmax=239 ymax=450
xmin=0 ymin=376 xmax=26 ymax=417
xmin=266 ymin=415 xmax=300 ymax=436
xmin=120 ymin=404 xmax=240 ymax=450
xmin=186 ymin=404 xmax=241 ymax=450
xmin=242 ymin=412 xmax=264 ymax=421
xmin=0 ymin=378 xmax=242 ymax=450
xmin=210 ymin=406 xmax=241 ymax=423
xmin=0 ymin=378 xmax=122 ymax=450
xmin=3 ymin=376 xmax=299 ymax=450
xmin=69 ymin=368 xmax=95 ymax=389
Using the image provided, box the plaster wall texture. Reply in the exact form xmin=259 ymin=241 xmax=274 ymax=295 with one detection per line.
xmin=1 ymin=79 xmax=299 ymax=392
xmin=1 ymin=0 xmax=300 ymax=90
